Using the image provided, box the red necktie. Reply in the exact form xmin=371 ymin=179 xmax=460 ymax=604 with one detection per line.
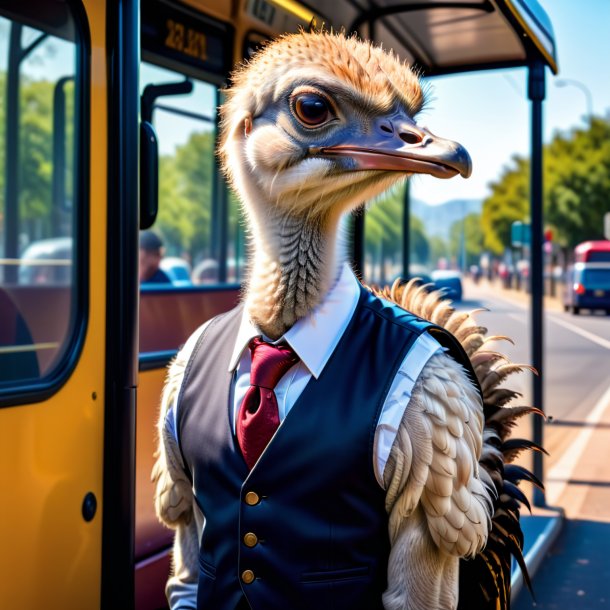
xmin=236 ymin=337 xmax=299 ymax=470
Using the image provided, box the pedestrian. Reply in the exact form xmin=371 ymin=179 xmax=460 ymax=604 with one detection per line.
xmin=139 ymin=230 xmax=171 ymax=284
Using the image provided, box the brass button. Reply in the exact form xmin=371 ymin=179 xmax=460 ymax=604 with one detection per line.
xmin=244 ymin=491 xmax=260 ymax=506
xmin=241 ymin=569 xmax=255 ymax=584
xmin=243 ymin=532 xmax=258 ymax=547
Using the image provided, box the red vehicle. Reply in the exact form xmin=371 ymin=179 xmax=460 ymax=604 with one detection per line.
xmin=574 ymin=240 xmax=610 ymax=263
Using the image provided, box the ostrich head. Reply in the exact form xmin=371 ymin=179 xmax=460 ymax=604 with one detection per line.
xmin=219 ymin=31 xmax=471 ymax=338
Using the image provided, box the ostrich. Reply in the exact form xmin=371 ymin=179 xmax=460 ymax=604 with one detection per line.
xmin=153 ymin=31 xmax=541 ymax=610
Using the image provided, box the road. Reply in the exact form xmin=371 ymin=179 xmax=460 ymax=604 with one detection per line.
xmin=457 ymin=279 xmax=610 ymax=517
xmin=457 ymin=279 xmax=610 ymax=609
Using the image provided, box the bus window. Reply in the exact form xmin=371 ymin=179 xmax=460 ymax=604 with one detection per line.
xmin=140 ymin=62 xmax=245 ymax=287
xmin=0 ymin=2 xmax=83 ymax=389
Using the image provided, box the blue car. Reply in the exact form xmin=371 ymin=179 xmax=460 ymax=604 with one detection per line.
xmin=563 ymin=263 xmax=610 ymax=314
xmin=431 ymin=270 xmax=463 ymax=302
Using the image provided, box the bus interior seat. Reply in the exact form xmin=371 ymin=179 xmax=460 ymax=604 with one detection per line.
xmin=0 ymin=288 xmax=40 ymax=384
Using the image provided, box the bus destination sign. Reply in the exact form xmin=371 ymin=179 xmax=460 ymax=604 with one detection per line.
xmin=142 ymin=0 xmax=232 ymax=77
xmin=164 ymin=18 xmax=207 ymax=62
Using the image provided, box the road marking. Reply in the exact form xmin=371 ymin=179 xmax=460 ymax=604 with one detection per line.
xmin=480 ymin=291 xmax=527 ymax=310
xmin=545 ymin=381 xmax=610 ymax=505
xmin=547 ymin=315 xmax=610 ymax=350
xmin=507 ymin=311 xmax=610 ymax=351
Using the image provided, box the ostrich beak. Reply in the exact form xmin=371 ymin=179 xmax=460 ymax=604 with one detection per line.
xmin=311 ymin=121 xmax=472 ymax=179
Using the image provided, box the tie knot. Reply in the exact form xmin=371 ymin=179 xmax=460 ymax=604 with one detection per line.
xmin=249 ymin=337 xmax=299 ymax=389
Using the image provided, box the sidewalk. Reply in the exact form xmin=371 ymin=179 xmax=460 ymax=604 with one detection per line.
xmin=511 ymin=508 xmax=565 ymax=604
xmin=464 ymin=276 xmax=564 ymax=312
xmin=513 ymin=517 xmax=610 ymax=609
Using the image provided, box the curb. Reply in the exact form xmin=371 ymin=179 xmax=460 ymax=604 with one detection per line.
xmin=511 ymin=508 xmax=565 ymax=603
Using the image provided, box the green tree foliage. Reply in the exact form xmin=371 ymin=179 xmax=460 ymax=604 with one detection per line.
xmin=481 ymin=155 xmax=529 ymax=255
xmin=545 ymin=117 xmax=610 ymax=247
xmin=1 ymin=72 xmax=75 ymax=244
xmin=156 ymin=131 xmax=215 ymax=261
xmin=158 ymin=131 xmax=214 ymax=261
xmin=428 ymin=235 xmax=449 ymax=267
xmin=155 ymin=132 xmax=214 ymax=261
xmin=482 ymin=116 xmax=610 ymax=254
xmin=365 ymin=183 xmax=430 ymax=281
xmin=19 ymin=79 xmax=54 ymax=226
xmin=450 ymin=212 xmax=483 ymax=268
xmin=156 ymin=130 xmax=247 ymax=271
xmin=365 ymin=185 xmax=403 ymax=282
xmin=366 ymin=185 xmax=403 ymax=256
xmin=410 ymin=214 xmax=430 ymax=265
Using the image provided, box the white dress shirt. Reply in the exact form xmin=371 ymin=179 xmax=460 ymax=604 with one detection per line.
xmin=166 ymin=263 xmax=443 ymax=486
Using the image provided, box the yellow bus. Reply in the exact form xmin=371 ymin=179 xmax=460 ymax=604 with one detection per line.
xmin=0 ymin=0 xmax=556 ymax=608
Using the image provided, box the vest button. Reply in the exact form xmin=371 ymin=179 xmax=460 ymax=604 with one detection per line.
xmin=241 ymin=569 xmax=255 ymax=584
xmin=243 ymin=532 xmax=258 ymax=547
xmin=244 ymin=491 xmax=260 ymax=505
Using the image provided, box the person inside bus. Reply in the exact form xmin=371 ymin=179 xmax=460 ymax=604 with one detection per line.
xmin=139 ymin=230 xmax=171 ymax=284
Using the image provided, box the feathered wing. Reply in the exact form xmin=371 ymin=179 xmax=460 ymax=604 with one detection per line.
xmin=378 ymin=279 xmax=543 ymax=610
xmin=382 ymin=350 xmax=494 ymax=610
xmin=151 ymin=346 xmax=200 ymax=597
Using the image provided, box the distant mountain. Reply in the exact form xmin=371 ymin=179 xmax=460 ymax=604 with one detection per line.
xmin=411 ymin=198 xmax=482 ymax=239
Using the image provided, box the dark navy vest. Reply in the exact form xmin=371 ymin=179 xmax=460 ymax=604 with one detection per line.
xmin=177 ymin=286 xmax=476 ymax=610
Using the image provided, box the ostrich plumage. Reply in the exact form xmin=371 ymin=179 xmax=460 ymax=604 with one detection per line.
xmin=153 ymin=30 xmax=541 ymax=610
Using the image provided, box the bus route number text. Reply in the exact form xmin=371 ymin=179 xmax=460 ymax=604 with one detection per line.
xmin=165 ymin=19 xmax=207 ymax=62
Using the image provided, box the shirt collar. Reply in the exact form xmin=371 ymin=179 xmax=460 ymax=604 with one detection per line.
xmin=228 ymin=263 xmax=361 ymax=378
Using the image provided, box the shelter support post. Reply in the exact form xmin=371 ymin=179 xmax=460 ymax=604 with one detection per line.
xmin=402 ymin=181 xmax=410 ymax=278
xmin=351 ymin=211 xmax=365 ymax=278
xmin=528 ymin=60 xmax=546 ymax=507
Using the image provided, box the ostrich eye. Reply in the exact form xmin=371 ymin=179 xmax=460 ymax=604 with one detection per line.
xmin=292 ymin=93 xmax=331 ymax=127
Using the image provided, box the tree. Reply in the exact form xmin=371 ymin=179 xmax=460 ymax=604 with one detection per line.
xmin=365 ymin=184 xmax=405 ymax=282
xmin=481 ymin=116 xmax=610 ymax=256
xmin=1 ymin=72 xmax=76 ymax=246
xmin=545 ymin=117 xmax=610 ymax=248
xmin=156 ymin=130 xmax=216 ymax=262
xmin=156 ymin=129 xmax=248 ymax=276
xmin=450 ymin=213 xmax=483 ymax=268
xmin=428 ymin=235 xmax=449 ymax=268
xmin=481 ymin=155 xmax=529 ymax=256
xmin=365 ymin=183 xmax=431 ymax=281
xmin=410 ymin=214 xmax=430 ymax=265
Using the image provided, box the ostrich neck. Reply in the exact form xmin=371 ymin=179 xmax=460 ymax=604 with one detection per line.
xmin=245 ymin=210 xmax=343 ymax=340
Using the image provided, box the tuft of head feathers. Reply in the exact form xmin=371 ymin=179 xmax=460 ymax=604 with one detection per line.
xmin=219 ymin=30 xmax=425 ymax=179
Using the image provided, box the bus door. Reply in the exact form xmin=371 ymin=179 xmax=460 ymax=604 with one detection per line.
xmin=0 ymin=0 xmax=104 ymax=607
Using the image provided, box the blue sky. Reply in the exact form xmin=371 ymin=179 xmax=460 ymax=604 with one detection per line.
xmin=3 ymin=1 xmax=608 ymax=209
xmin=412 ymin=0 xmax=610 ymax=205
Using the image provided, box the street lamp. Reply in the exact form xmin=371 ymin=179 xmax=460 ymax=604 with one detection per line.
xmin=555 ymin=78 xmax=593 ymax=122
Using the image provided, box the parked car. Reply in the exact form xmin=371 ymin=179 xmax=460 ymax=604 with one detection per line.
xmin=18 ymin=237 xmax=73 ymax=285
xmin=160 ymin=256 xmax=192 ymax=287
xmin=431 ymin=269 xmax=463 ymax=301
xmin=562 ymin=263 xmax=610 ymax=315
